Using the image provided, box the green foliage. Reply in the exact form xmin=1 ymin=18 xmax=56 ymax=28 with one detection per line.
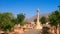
xmin=11 ymin=18 xmax=18 ymax=25
xmin=0 ymin=13 xmax=2 ymax=24
xmin=1 ymin=22 xmax=14 ymax=31
xmin=34 ymin=16 xmax=47 ymax=24
xmin=0 ymin=12 xmax=14 ymax=32
xmin=40 ymin=16 xmax=47 ymax=24
xmin=0 ymin=12 xmax=26 ymax=33
xmin=34 ymin=18 xmax=37 ymax=23
xmin=48 ymin=11 xmax=60 ymax=26
xmin=19 ymin=21 xmax=27 ymax=26
xmin=17 ymin=13 xmax=25 ymax=26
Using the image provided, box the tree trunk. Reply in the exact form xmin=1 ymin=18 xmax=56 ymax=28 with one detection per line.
xmin=4 ymin=31 xmax=8 ymax=34
xmin=55 ymin=25 xmax=59 ymax=34
xmin=55 ymin=26 xmax=57 ymax=34
xmin=57 ymin=24 xmax=59 ymax=34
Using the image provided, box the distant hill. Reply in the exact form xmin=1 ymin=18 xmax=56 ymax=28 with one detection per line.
xmin=25 ymin=14 xmax=48 ymax=23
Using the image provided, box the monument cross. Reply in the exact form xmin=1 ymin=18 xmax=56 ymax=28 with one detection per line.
xmin=35 ymin=8 xmax=42 ymax=29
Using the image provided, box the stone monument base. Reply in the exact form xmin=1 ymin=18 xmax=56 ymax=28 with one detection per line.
xmin=35 ymin=25 xmax=42 ymax=29
xmin=34 ymin=22 xmax=42 ymax=29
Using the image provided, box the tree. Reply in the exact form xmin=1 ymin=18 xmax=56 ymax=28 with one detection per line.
xmin=17 ymin=13 xmax=25 ymax=26
xmin=11 ymin=18 xmax=18 ymax=25
xmin=49 ymin=11 xmax=60 ymax=26
xmin=34 ymin=18 xmax=37 ymax=24
xmin=34 ymin=16 xmax=47 ymax=24
xmin=0 ymin=13 xmax=2 ymax=24
xmin=0 ymin=12 xmax=14 ymax=34
xmin=40 ymin=16 xmax=47 ymax=24
xmin=1 ymin=22 xmax=14 ymax=34
xmin=48 ymin=11 xmax=60 ymax=34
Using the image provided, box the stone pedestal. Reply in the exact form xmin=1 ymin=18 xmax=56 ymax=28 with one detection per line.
xmin=35 ymin=22 xmax=42 ymax=29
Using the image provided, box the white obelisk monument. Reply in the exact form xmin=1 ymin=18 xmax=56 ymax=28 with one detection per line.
xmin=35 ymin=8 xmax=42 ymax=29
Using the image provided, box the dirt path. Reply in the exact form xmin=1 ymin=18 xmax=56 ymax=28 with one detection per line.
xmin=23 ymin=29 xmax=40 ymax=34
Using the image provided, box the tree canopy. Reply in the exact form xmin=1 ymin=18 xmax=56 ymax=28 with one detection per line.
xmin=34 ymin=16 xmax=47 ymax=24
xmin=0 ymin=12 xmax=14 ymax=33
xmin=40 ymin=16 xmax=47 ymax=24
xmin=17 ymin=13 xmax=25 ymax=26
xmin=48 ymin=11 xmax=60 ymax=26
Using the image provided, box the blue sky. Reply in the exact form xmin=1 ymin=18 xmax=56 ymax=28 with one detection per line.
xmin=0 ymin=0 xmax=60 ymax=18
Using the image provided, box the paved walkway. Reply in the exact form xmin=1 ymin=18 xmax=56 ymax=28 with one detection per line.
xmin=23 ymin=29 xmax=41 ymax=34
